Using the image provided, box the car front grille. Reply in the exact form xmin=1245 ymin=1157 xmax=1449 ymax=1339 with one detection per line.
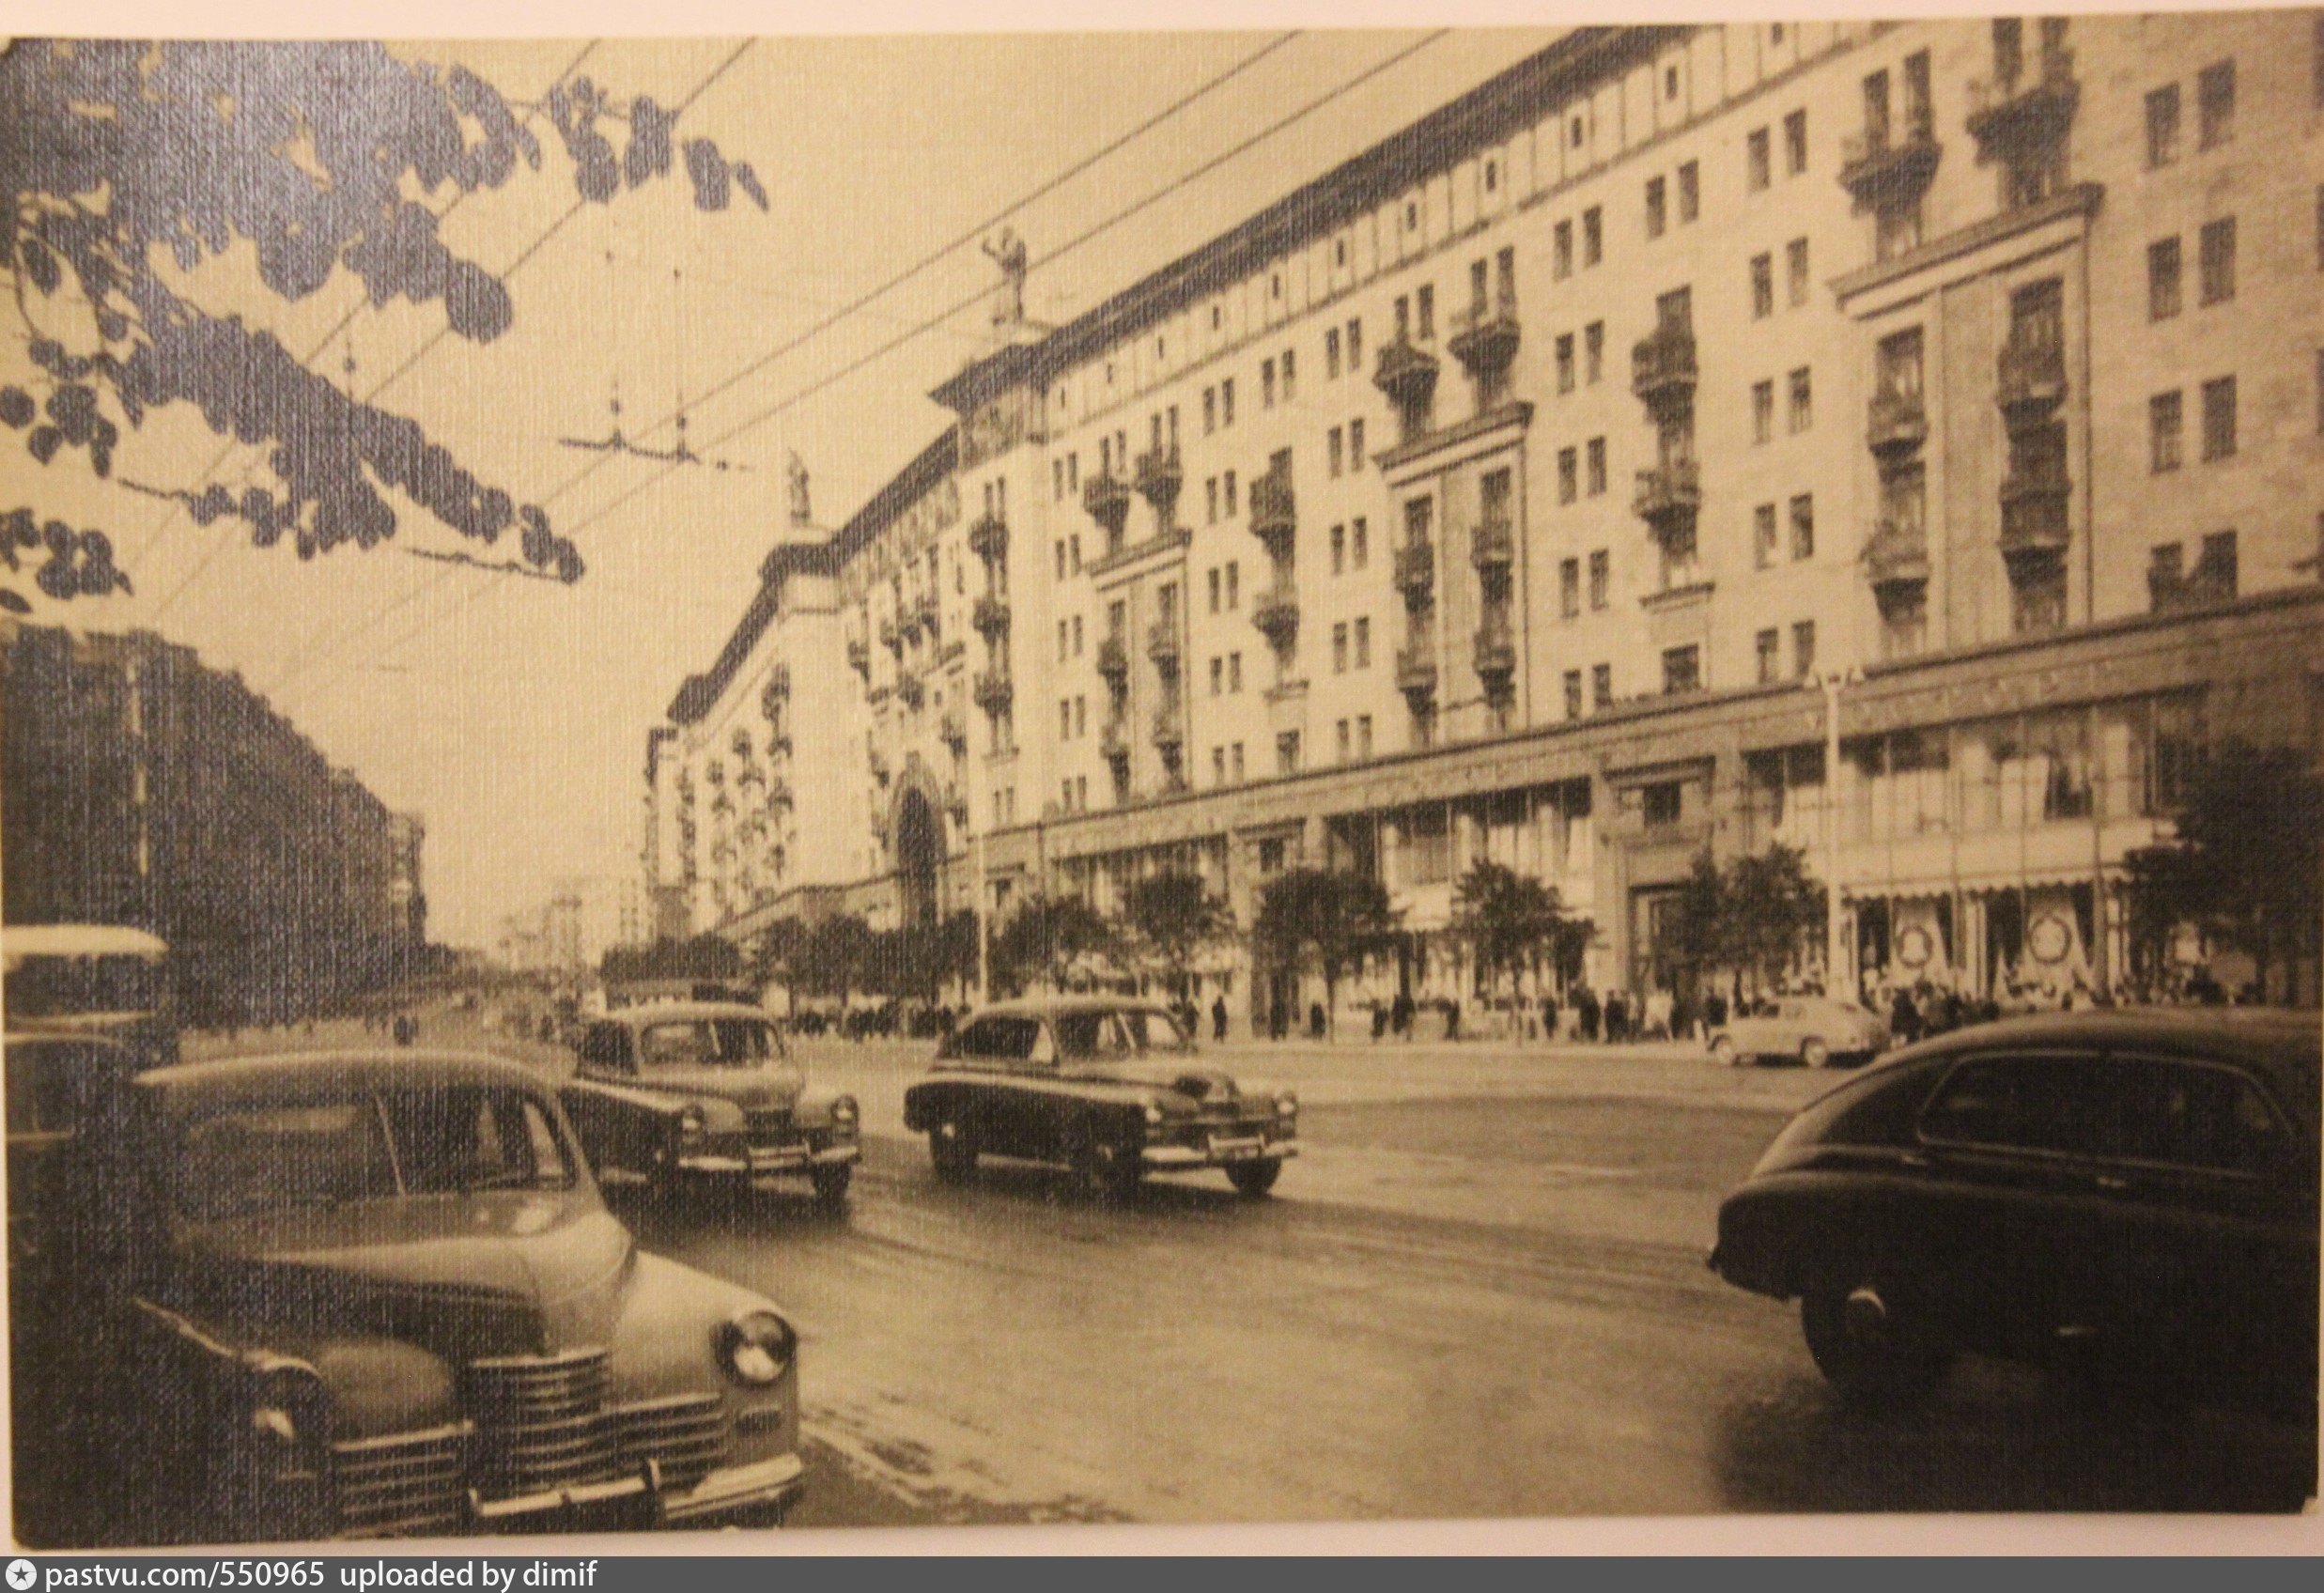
xmin=330 ymin=1424 xmax=470 ymax=1539
xmin=612 ymin=1394 xmax=731 ymax=1492
xmin=464 ymin=1349 xmax=623 ymax=1496
xmin=745 ymin=1106 xmax=799 ymax=1142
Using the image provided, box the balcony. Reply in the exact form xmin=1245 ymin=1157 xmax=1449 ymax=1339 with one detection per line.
xmin=896 ymin=670 xmax=925 ymax=710
xmin=1836 ymin=109 xmax=1941 ymax=209
xmin=878 ymin=615 xmax=903 ymax=655
xmin=1134 ymin=444 xmax=1184 ymax=513
xmin=868 ymin=745 xmax=891 ymax=784
xmin=1100 ymin=714 xmax=1132 ymax=764
xmin=766 ymin=662 xmax=791 ymax=699
xmin=1472 ymin=621 xmax=1516 ymax=683
xmin=1082 ymin=471 xmax=1132 ymax=538
xmin=1866 ymin=386 xmax=1929 ymax=457
xmin=971 ymin=592 xmax=1011 ymax=637
xmin=1470 ymin=515 xmax=1514 ymax=571
xmin=972 ymin=669 xmax=1014 ymax=717
xmin=1630 ymin=324 xmax=1697 ymax=411
xmin=1150 ymin=702 xmax=1185 ymax=751
xmin=1967 ymin=49 xmax=2079 ymax=158
xmin=1999 ymin=464 xmax=2071 ymax=571
xmin=911 ymin=592 xmax=942 ymax=638
xmin=1248 ymin=463 xmax=1296 ymax=549
xmin=1251 ymin=581 xmax=1300 ymax=646
xmin=943 ymin=784 xmax=968 ymax=827
xmin=1372 ymin=333 xmax=1440 ymax=410
xmin=1633 ymin=459 xmax=1702 ymax=539
xmin=846 ymin=636 xmax=870 ymax=675
xmin=1447 ymin=286 xmax=1521 ymax=383
xmin=1395 ymin=646 xmax=1438 ymax=700
xmin=1392 ymin=536 xmax=1435 ymax=601
xmin=2148 ymin=552 xmax=2237 ymax=614
xmin=967 ymin=510 xmax=1008 ymax=563
xmin=1095 ymin=633 xmax=1130 ymax=686
xmin=768 ymin=776 xmax=794 ymax=811
xmin=1996 ymin=332 xmax=2067 ymax=423
xmin=1863 ymin=521 xmax=1931 ymax=595
xmin=938 ymin=708 xmax=968 ymax=751
xmin=1146 ymin=617 xmax=1181 ymax=670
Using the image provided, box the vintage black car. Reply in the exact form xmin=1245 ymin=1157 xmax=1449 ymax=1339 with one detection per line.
xmin=902 ymin=998 xmax=1297 ymax=1199
xmin=1709 ymin=1010 xmax=2319 ymax=1409
xmin=562 ymin=1002 xmax=859 ymax=1207
xmin=4 ymin=1027 xmax=138 ymax=1268
xmin=16 ymin=1049 xmax=807 ymax=1546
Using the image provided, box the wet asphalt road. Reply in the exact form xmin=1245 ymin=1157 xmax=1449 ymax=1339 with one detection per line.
xmin=619 ymin=1038 xmax=2318 ymax=1526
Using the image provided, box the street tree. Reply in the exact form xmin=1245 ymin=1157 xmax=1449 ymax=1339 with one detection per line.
xmin=1118 ymin=871 xmax=1229 ymax=1003
xmin=1249 ymin=867 xmax=1400 ymax=1039
xmin=0 ymin=40 xmax=768 ymax=608
xmin=747 ymin=917 xmax=807 ymax=1014
xmin=793 ymin=913 xmax=873 ymax=1010
xmin=1666 ymin=843 xmax=1825 ymax=1002
xmin=599 ymin=932 xmax=738 ymax=985
xmin=2122 ymin=740 xmax=2322 ymax=999
xmin=1449 ymin=859 xmax=1573 ymax=1007
xmin=991 ymin=894 xmax=1112 ymax=996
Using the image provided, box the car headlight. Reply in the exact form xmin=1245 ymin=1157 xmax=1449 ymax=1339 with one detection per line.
xmin=247 ymin=1361 xmax=331 ymax=1461
xmin=677 ymin=1105 xmax=707 ymax=1142
xmin=1276 ymin=1091 xmax=1298 ymax=1118
xmin=1142 ymin=1100 xmax=1165 ymax=1126
xmin=717 ymin=1310 xmax=797 ymax=1387
xmin=830 ymin=1095 xmax=860 ymax=1131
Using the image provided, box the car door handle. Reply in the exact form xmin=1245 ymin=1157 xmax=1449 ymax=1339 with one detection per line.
xmin=2092 ymin=1173 xmax=2133 ymax=1193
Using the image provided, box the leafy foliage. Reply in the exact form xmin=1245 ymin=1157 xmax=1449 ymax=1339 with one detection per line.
xmin=1663 ymin=843 xmax=1826 ymax=998
xmin=1118 ymin=871 xmax=1229 ymax=998
xmin=991 ymin=894 xmax=1113 ymax=996
xmin=598 ymin=932 xmax=740 ymax=983
xmin=1449 ymin=859 xmax=1588 ymax=999
xmin=1249 ymin=868 xmax=1400 ymax=1037
xmin=0 ymin=40 xmax=767 ymax=601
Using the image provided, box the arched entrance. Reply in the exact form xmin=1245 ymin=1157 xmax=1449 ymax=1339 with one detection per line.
xmin=892 ymin=781 xmax=942 ymax=932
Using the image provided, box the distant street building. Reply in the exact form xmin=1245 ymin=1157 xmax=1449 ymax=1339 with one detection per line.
xmin=498 ymin=874 xmax=649 ymax=977
xmin=647 ymin=16 xmax=2324 ymax=1023
xmin=0 ymin=617 xmax=427 ymax=1025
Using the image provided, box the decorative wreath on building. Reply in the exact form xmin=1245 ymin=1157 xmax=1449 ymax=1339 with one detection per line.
xmin=2027 ymin=912 xmax=2074 ymax=966
xmin=1895 ymin=924 xmax=1934 ymax=970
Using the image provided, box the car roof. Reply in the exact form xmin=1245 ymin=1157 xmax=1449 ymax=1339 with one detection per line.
xmin=134 ymin=1049 xmax=550 ymax=1112
xmin=961 ymin=996 xmax=1177 ymax=1022
xmin=593 ymin=1001 xmax=771 ymax=1027
xmin=1883 ymin=1008 xmax=2321 ymax=1129
xmin=3 ymin=923 xmax=169 ymax=966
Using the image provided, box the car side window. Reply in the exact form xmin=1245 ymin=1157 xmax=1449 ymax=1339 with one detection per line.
xmin=1918 ymin=1053 xmax=2115 ymax=1159
xmin=2111 ymin=1056 xmax=2292 ymax=1177
xmin=578 ymin=1025 xmax=630 ymax=1075
xmin=1025 ymin=1024 xmax=1059 ymax=1068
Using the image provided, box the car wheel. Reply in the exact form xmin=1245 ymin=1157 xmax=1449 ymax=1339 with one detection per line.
xmin=1800 ymin=1037 xmax=1831 ymax=1069
xmin=1800 ymin=1286 xmax=1951 ymax=1404
xmin=809 ymin=1163 xmax=853 ymax=1208
xmin=1711 ymin=1035 xmax=1740 ymax=1067
xmin=929 ymin=1121 xmax=978 ymax=1184
xmin=1226 ymin=1159 xmax=1282 ymax=1199
xmin=1073 ymin=1137 xmax=1143 ymax=1202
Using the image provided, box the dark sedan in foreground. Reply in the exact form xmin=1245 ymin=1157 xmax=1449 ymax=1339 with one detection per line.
xmin=1710 ymin=1010 xmax=2318 ymax=1411
xmin=903 ymin=998 xmax=1297 ymax=1199
xmin=16 ymin=1049 xmax=807 ymax=1546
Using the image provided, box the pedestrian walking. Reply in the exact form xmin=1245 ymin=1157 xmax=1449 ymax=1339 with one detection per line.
xmin=1604 ymin=990 xmax=1629 ymax=1044
xmin=1212 ymin=992 xmax=1229 ymax=1042
xmin=1308 ymin=999 xmax=1326 ymax=1040
xmin=1576 ymin=983 xmax=1601 ymax=1043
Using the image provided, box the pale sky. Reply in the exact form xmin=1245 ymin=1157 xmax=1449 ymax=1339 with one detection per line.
xmin=7 ymin=27 xmax=1567 ymax=948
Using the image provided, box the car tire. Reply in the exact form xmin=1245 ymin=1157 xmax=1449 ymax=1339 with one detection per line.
xmin=809 ymin=1163 xmax=853 ymax=1208
xmin=1711 ymin=1035 xmax=1741 ymax=1067
xmin=1226 ymin=1159 xmax=1282 ymax=1199
xmin=1800 ymin=1286 xmax=1951 ymax=1404
xmin=1800 ymin=1037 xmax=1831 ymax=1069
xmin=929 ymin=1121 xmax=978 ymax=1184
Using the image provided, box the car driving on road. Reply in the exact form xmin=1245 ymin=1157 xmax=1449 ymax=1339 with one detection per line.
xmin=1709 ymin=1009 xmax=2319 ymax=1410
xmin=562 ymin=1002 xmax=860 ymax=1208
xmin=18 ymin=1048 xmax=809 ymax=1546
xmin=1709 ymin=996 xmax=1889 ymax=1068
xmin=903 ymin=997 xmax=1297 ymax=1199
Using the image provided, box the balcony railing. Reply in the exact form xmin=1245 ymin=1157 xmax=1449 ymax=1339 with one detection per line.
xmin=1393 ymin=536 xmax=1435 ymax=599
xmin=1372 ymin=333 xmax=1440 ymax=410
xmin=878 ymin=615 xmax=903 ymax=654
xmin=1251 ymin=582 xmax=1300 ymax=644
xmin=1134 ymin=443 xmax=1184 ymax=511
xmin=1999 ymin=464 xmax=2071 ymax=569
xmin=938 ymin=709 xmax=968 ymax=750
xmin=967 ymin=510 xmax=1008 ymax=563
xmin=1633 ymin=459 xmax=1703 ymax=531
xmin=970 ymin=592 xmax=1011 ymax=636
xmin=1867 ymin=386 xmax=1929 ymax=456
xmin=1967 ymin=48 xmax=2079 ymax=155
xmin=1146 ymin=617 xmax=1181 ymax=669
xmin=1095 ymin=633 xmax=1130 ymax=684
xmin=971 ymin=669 xmax=1015 ymax=716
xmin=1082 ymin=471 xmax=1131 ymax=535
xmin=1395 ymin=644 xmax=1437 ymax=698
xmin=1630 ymin=324 xmax=1697 ymax=410
xmin=1150 ymin=703 xmax=1185 ymax=750
xmin=1447 ymin=284 xmax=1521 ymax=380
xmin=896 ymin=671 xmax=925 ymax=710
xmin=1472 ymin=621 xmax=1517 ymax=680
xmin=1100 ymin=714 xmax=1132 ymax=762
xmin=1836 ymin=106 xmax=1941 ymax=208
xmin=1470 ymin=515 xmax=1514 ymax=570
xmin=1997 ymin=332 xmax=2067 ymax=421
xmin=1863 ymin=521 xmax=1931 ymax=593
xmin=1248 ymin=463 xmax=1295 ymax=546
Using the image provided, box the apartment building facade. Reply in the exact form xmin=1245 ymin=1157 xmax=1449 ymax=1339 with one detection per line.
xmin=650 ymin=15 xmax=2324 ymax=1019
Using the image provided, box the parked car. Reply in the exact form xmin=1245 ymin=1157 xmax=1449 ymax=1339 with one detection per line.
xmin=1708 ymin=997 xmax=1888 ymax=1068
xmin=562 ymin=1002 xmax=858 ymax=1207
xmin=4 ymin=1027 xmax=138 ymax=1268
xmin=20 ymin=1048 xmax=807 ymax=1546
xmin=902 ymin=997 xmax=1297 ymax=1199
xmin=1708 ymin=1009 xmax=2319 ymax=1409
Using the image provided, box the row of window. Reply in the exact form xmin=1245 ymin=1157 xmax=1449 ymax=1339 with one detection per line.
xmin=2146 ymin=218 xmax=2236 ymax=321
xmin=1748 ymin=239 xmax=1813 ymax=319
xmin=2143 ymin=58 xmax=2238 ymax=170
xmin=1551 ymin=322 xmax=1608 ymax=394
xmin=1754 ymin=621 xmax=1820 ymax=686
xmin=2146 ymin=377 xmax=2239 ymax=472
xmin=1751 ymin=370 xmax=1815 ymax=443
xmin=1743 ymin=108 xmax=1813 ymax=193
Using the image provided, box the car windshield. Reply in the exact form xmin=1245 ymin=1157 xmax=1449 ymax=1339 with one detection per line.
xmin=1055 ymin=1008 xmax=1189 ymax=1059
xmin=174 ymin=1084 xmax=575 ymax=1221
xmin=638 ymin=1018 xmax=780 ymax=1068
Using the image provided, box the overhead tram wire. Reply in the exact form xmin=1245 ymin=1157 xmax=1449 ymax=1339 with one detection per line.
xmin=121 ymin=39 xmax=604 ymax=584
xmin=273 ymin=28 xmax=1453 ymax=702
xmin=265 ymin=29 xmax=1316 ymax=699
xmin=144 ymin=39 xmax=755 ymax=631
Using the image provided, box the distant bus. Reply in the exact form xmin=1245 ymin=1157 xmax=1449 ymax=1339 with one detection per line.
xmin=2 ymin=923 xmax=178 ymax=1066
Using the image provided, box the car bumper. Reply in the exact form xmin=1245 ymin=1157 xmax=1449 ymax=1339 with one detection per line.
xmin=676 ymin=1140 xmax=860 ymax=1178
xmin=460 ymin=1452 xmax=805 ymax=1534
xmin=1143 ymin=1137 xmax=1298 ymax=1170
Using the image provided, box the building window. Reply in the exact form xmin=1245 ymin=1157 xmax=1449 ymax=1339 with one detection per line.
xmin=1678 ymin=160 xmax=1700 ymax=223
xmin=1417 ymin=284 xmax=1435 ymax=340
xmin=1347 ymin=318 xmax=1362 ymax=372
xmin=1591 ymin=663 xmax=1613 ymax=709
xmin=2150 ymin=391 xmax=2183 ymax=472
xmin=1557 ymin=446 xmax=1578 ymax=504
xmin=1588 ymin=549 xmax=1610 ymax=610
xmin=1350 ymin=418 xmax=1366 ymax=469
xmin=1876 ymin=201 xmax=1924 ymax=263
xmin=1352 ymin=517 xmax=1369 ymax=569
xmin=1786 ymin=238 xmax=1810 ymax=306
xmin=2199 ymin=217 xmax=2237 ymax=305
xmin=1262 ymin=358 xmax=1276 ymax=409
xmin=1282 ymin=349 xmax=1297 ymax=402
xmin=1221 ymin=379 xmax=1235 ymax=426
xmin=1662 ymin=645 xmax=1702 ymax=697
xmin=1358 ymin=715 xmax=1374 ymax=759
xmin=1563 ymin=670 xmax=1583 ymax=719
xmin=1210 ymin=657 xmax=1223 ymax=696
xmin=1583 ymin=207 xmax=1604 ymax=267
xmin=1330 ymin=522 xmax=1346 ymax=573
xmin=1586 ymin=438 xmax=1607 ymax=497
xmin=1226 ymin=561 xmax=1240 ymax=609
xmin=2148 ymin=237 xmax=2182 ymax=320
xmin=1789 ymin=493 xmax=1815 ymax=560
xmin=1646 ymin=175 xmax=1667 ymax=239
xmin=1585 ymin=322 xmax=1604 ymax=384
xmin=1751 ymin=379 xmax=1774 ymax=444
xmin=1229 ymin=651 xmax=1243 ymax=691
xmin=1073 ymin=615 xmax=1084 ymax=654
xmin=1560 ymin=557 xmax=1581 ymax=618
xmin=1557 ymin=333 xmax=1576 ymax=394
xmin=1212 ymin=747 xmax=1226 ymax=785
xmin=1277 ymin=731 xmax=1300 ymax=777
xmin=1325 ymin=327 xmax=1340 ymax=379
xmin=2201 ymin=376 xmax=2238 ymax=460
xmin=1232 ymin=743 xmax=1245 ymax=782
xmin=1747 ymin=127 xmax=1772 ymax=191
xmin=1788 ymin=367 xmax=1812 ymax=434
xmin=1755 ymin=503 xmax=1777 ymax=567
xmin=2146 ymin=84 xmax=2180 ymax=167
xmin=1750 ymin=253 xmax=1774 ymax=318
xmin=1784 ymin=109 xmax=1807 ymax=176
xmin=1332 ymin=622 xmax=1348 ymax=673
xmin=1755 ymin=627 xmax=1779 ymax=684
xmin=1207 ymin=567 xmax=1221 ymax=612
xmin=1555 ymin=218 xmax=1573 ymax=279
xmin=1327 ymin=427 xmax=1344 ymax=479
xmin=1224 ymin=470 xmax=1238 ymax=518
xmin=1791 ymin=620 xmax=1817 ymax=680
xmin=2197 ymin=59 xmax=2235 ymax=149
xmin=1355 ymin=617 xmax=1371 ymax=667
xmin=1337 ymin=719 xmax=1351 ymax=763
xmin=1070 ymin=535 xmax=1082 ymax=574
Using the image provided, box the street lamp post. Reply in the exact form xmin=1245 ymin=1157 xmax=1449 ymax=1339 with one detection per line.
xmin=1817 ymin=667 xmax=1864 ymax=998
